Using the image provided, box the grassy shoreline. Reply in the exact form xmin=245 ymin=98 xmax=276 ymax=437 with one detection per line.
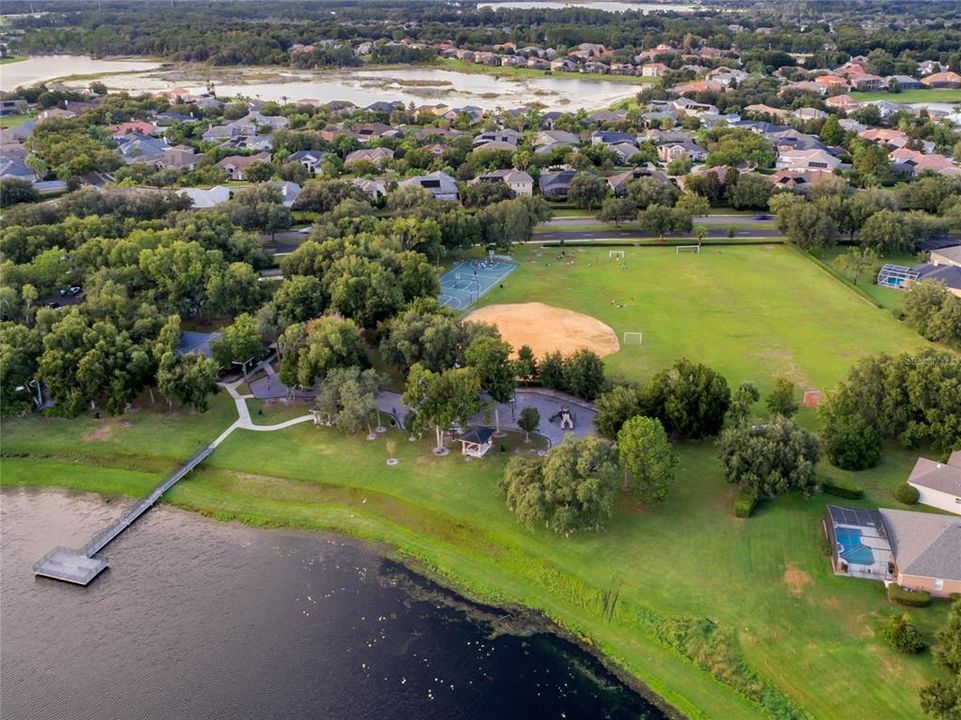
xmin=435 ymin=57 xmax=657 ymax=85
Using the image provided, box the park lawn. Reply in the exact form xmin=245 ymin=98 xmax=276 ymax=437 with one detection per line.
xmin=3 ymin=416 xmax=948 ymax=719
xmin=245 ymin=398 xmax=313 ymax=425
xmin=0 ymin=391 xmax=235 ymax=474
xmin=850 ymin=88 xmax=961 ymax=104
xmin=481 ymin=244 xmax=929 ymax=396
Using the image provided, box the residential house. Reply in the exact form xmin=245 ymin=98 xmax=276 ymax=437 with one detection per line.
xmin=824 ymin=505 xmax=961 ymax=598
xmin=353 ymin=122 xmax=395 ymax=142
xmin=269 ymin=181 xmax=302 ymax=208
xmin=223 ymin=135 xmax=273 ymax=151
xmin=776 ymin=148 xmax=845 ymax=171
xmin=922 ymin=71 xmax=961 ymax=89
xmin=569 ymin=43 xmax=608 ymax=59
xmin=610 ymin=63 xmax=637 ymax=77
xmin=779 ymin=81 xmax=827 ymax=97
xmin=110 ymin=120 xmax=158 ymax=137
xmin=825 ymin=94 xmax=859 ymax=112
xmin=606 ymin=166 xmax=669 ymax=197
xmin=890 ymin=148 xmax=960 ymax=177
xmin=501 ymin=55 xmax=525 ymax=68
xmin=535 ymin=129 xmax=580 ymax=148
xmin=473 ymin=168 xmax=534 ymax=196
xmin=201 ymin=124 xmax=235 ymax=142
xmin=588 ymin=110 xmax=626 ymax=125
xmin=669 ymin=98 xmax=719 ymax=115
xmin=814 ymin=74 xmax=849 ymax=92
xmin=657 ymin=141 xmax=707 ymax=164
xmin=767 ymin=168 xmax=835 ymax=193
xmin=848 ymin=72 xmax=885 ymax=91
xmin=177 ymin=185 xmax=233 ymax=209
xmin=473 ymin=129 xmax=521 ymax=148
xmin=144 ymin=145 xmax=199 ymax=171
xmin=709 ymin=68 xmax=750 ymax=87
xmin=645 ymin=129 xmax=692 ymax=144
xmin=591 ymin=130 xmax=636 ymax=147
xmin=0 ymin=158 xmax=37 ymax=182
xmin=344 ymin=147 xmax=394 ymax=167
xmin=671 ymin=80 xmax=725 ymax=95
xmin=399 ymin=171 xmax=458 ymax=201
xmin=744 ymin=104 xmax=789 ymax=121
xmin=641 ymin=63 xmax=670 ymax=78
xmin=288 ymin=150 xmax=327 ymax=175
xmin=538 ymin=169 xmax=579 ymax=199
xmin=216 ymin=151 xmax=271 ymax=180
xmin=352 ymin=177 xmax=387 ymax=201
xmin=0 ymin=98 xmax=27 ymax=115
xmin=582 ymin=61 xmax=610 ymax=75
xmin=886 ymin=74 xmax=924 ymax=90
xmin=907 ymin=452 xmax=961 ymax=515
xmin=231 ymin=112 xmax=290 ymax=135
xmin=793 ymin=107 xmax=828 ymax=122
xmin=116 ymin=133 xmax=168 ymax=162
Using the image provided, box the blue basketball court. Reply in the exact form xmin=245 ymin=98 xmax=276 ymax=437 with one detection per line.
xmin=438 ymin=260 xmax=516 ymax=310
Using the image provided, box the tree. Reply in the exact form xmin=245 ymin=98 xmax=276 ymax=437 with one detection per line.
xmin=402 ymin=363 xmax=482 ymax=452
xmin=244 ymin=161 xmax=275 ymax=183
xmin=637 ymin=203 xmax=675 ymax=240
xmin=881 ymin=613 xmax=925 ymax=654
xmin=538 ymin=350 xmax=566 ymax=390
xmin=726 ymin=173 xmax=775 ymax=210
xmin=675 ymin=192 xmax=710 ymax=219
xmin=835 ymin=246 xmax=879 ymax=285
xmin=0 ymin=179 xmax=39 ymax=207
xmin=852 ymin=142 xmax=892 ymax=183
xmin=641 ymin=359 xmax=731 ymax=440
xmin=666 ymin=154 xmax=692 ymax=176
xmin=773 ymin=198 xmax=839 ymax=253
xmin=499 ymin=436 xmax=619 ymax=535
xmin=514 ymin=344 xmax=537 ymax=385
xmin=156 ymin=351 xmax=219 ymax=411
xmin=461 ymin=181 xmax=515 ymax=207
xmin=920 ymin=598 xmax=961 ymax=720
xmin=564 ymin=349 xmax=606 ymax=401
xmin=902 ymin=280 xmax=961 ymax=343
xmin=766 ymin=376 xmax=799 ymax=417
xmin=823 ymin=414 xmax=883 ymax=470
xmin=617 ymin=416 xmax=677 ymax=503
xmin=205 ymin=261 xmax=264 ymax=317
xmin=627 ymin=177 xmax=680 ymax=210
xmin=820 ymin=115 xmax=847 ymax=146
xmin=273 ymin=274 xmax=327 ymax=326
xmin=211 ymin=313 xmax=263 ymax=373
xmin=294 ymin=316 xmax=366 ymax=389
xmin=717 ymin=416 xmax=821 ymax=498
xmin=315 ymin=366 xmax=383 ymax=434
xmin=518 ymin=406 xmax=540 ymax=442
xmin=598 ymin=197 xmax=636 ymax=226
xmin=726 ymin=381 xmax=760 ymax=427
xmin=859 ymin=209 xmax=912 ymax=254
xmin=594 ymin=384 xmax=645 ymax=440
xmin=465 ymin=335 xmax=515 ymax=431
xmin=567 ymin=174 xmax=607 ymax=210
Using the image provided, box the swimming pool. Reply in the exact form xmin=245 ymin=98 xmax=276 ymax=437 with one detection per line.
xmin=836 ymin=527 xmax=875 ymax=566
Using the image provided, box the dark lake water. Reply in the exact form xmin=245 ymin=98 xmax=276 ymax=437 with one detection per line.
xmin=1 ymin=490 xmax=666 ymax=720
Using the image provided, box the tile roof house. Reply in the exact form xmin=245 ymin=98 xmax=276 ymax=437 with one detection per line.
xmin=907 ymin=452 xmax=961 ymax=515
xmin=890 ymin=148 xmax=961 ymax=177
xmin=825 ymin=94 xmax=859 ymax=111
xmin=657 ymin=141 xmax=707 ymax=163
xmin=352 ymin=177 xmax=387 ymax=200
xmin=641 ymin=62 xmax=670 ymax=78
xmin=216 ymin=151 xmax=271 ymax=180
xmin=399 ymin=171 xmax=458 ymax=201
xmin=921 ymin=71 xmax=961 ymax=89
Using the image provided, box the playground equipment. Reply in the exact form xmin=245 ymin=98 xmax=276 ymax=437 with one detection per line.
xmin=549 ymin=407 xmax=575 ymax=430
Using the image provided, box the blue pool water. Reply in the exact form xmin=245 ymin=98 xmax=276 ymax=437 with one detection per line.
xmin=836 ymin=527 xmax=875 ymax=566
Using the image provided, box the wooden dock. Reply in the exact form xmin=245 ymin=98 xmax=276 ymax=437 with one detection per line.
xmin=33 ymin=445 xmax=214 ymax=586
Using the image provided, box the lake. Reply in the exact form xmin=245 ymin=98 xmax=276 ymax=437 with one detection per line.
xmin=477 ymin=1 xmax=696 ymax=12
xmin=2 ymin=55 xmax=639 ymax=110
xmin=0 ymin=490 xmax=667 ymax=720
xmin=0 ymin=55 xmax=162 ymax=90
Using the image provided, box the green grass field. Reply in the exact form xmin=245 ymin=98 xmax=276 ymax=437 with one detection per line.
xmin=850 ymin=88 xmax=961 ymax=103
xmin=479 ymin=245 xmax=929 ymax=396
xmin=0 ymin=242 xmax=950 ymax=720
xmin=0 ymin=112 xmax=35 ymax=129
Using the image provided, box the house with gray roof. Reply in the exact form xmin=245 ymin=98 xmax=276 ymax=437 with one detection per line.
xmin=823 ymin=504 xmax=961 ymax=598
xmin=289 ymin=150 xmax=327 ymax=175
xmin=907 ymin=452 xmax=961 ymax=514
xmin=399 ymin=171 xmax=458 ymax=202
xmin=538 ymin=168 xmax=579 ymax=199
xmin=0 ymin=157 xmax=37 ymax=182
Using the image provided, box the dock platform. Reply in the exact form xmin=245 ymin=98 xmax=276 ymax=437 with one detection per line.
xmin=34 ymin=547 xmax=108 ymax=586
xmin=34 ymin=445 xmax=214 ymax=586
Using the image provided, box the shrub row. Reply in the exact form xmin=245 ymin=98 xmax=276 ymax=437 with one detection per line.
xmin=820 ymin=477 xmax=865 ymax=499
xmin=888 ymin=585 xmax=932 ymax=607
xmin=734 ymin=489 xmax=758 ymax=518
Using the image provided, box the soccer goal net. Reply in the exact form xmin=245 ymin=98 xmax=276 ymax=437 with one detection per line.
xmin=609 ymin=250 xmax=625 ymax=261
xmin=623 ymin=332 xmax=643 ymax=345
xmin=675 ymin=245 xmax=701 ymax=254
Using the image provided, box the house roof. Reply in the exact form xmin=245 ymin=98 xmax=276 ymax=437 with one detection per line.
xmin=880 ymin=508 xmax=961 ymax=580
xmin=176 ymin=331 xmax=222 ymax=358
xmin=913 ymin=263 xmax=961 ymax=291
xmin=908 ymin=456 xmax=961 ymax=496
xmin=932 ymin=245 xmax=961 ymax=264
